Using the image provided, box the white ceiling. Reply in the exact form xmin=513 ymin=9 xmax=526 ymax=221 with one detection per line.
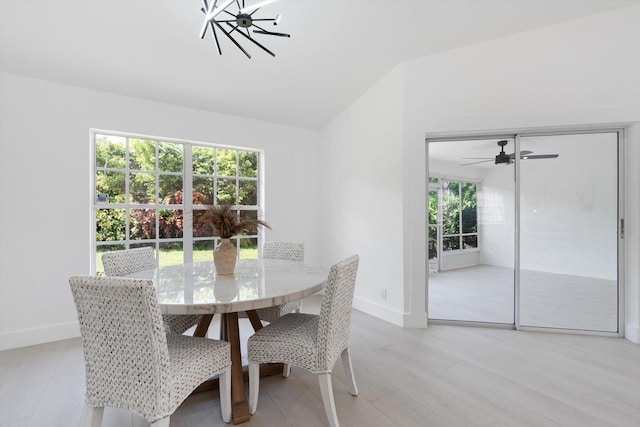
xmin=2 ymin=0 xmax=639 ymax=130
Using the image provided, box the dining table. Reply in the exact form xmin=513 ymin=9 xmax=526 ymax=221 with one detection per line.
xmin=128 ymin=258 xmax=328 ymax=424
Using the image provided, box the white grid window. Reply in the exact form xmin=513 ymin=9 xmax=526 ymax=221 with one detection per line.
xmin=92 ymin=131 xmax=264 ymax=273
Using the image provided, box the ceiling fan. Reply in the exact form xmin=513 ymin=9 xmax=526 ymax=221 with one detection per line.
xmin=460 ymin=140 xmax=559 ymax=166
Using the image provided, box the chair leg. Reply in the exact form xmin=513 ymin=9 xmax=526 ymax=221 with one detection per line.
xmin=81 ymin=404 xmax=103 ymax=427
xmin=318 ymin=373 xmax=339 ymax=427
xmin=219 ymin=366 xmax=232 ymax=423
xmin=150 ymin=417 xmax=170 ymax=427
xmin=341 ymin=347 xmax=359 ymax=396
xmin=282 ymin=363 xmax=291 ymax=378
xmin=248 ymin=361 xmax=260 ymax=415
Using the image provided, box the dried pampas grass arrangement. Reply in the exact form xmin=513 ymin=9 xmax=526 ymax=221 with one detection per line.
xmin=199 ymin=204 xmax=270 ymax=238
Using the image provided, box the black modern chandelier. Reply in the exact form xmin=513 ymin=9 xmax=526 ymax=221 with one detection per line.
xmin=200 ymin=0 xmax=290 ymax=58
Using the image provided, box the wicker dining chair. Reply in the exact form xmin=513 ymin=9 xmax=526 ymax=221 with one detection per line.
xmin=263 ymin=241 xmax=304 ymax=262
xmin=102 ymin=247 xmax=201 ymax=335
xmin=252 ymin=241 xmax=305 ymax=323
xmin=247 ymin=255 xmax=360 ymax=427
xmin=69 ymin=275 xmax=231 ymax=427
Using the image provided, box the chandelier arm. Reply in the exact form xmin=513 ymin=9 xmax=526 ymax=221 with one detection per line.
xmin=200 ymin=8 xmax=209 ymax=38
xmin=251 ymin=23 xmax=270 ymax=32
xmin=226 ymin=23 xmax=275 ymax=57
xmin=252 ymin=30 xmax=290 ymax=37
xmin=227 ymin=23 xmax=239 ymax=35
xmin=210 ymin=21 xmax=222 ymax=54
xmin=205 ymin=0 xmax=234 ymax=21
xmin=200 ymin=0 xmax=234 ymax=38
xmin=252 ymin=23 xmax=290 ymax=37
xmin=214 ymin=21 xmax=251 ymax=58
xmin=202 ymin=0 xmax=220 ymax=14
xmin=240 ymin=0 xmax=279 ymax=14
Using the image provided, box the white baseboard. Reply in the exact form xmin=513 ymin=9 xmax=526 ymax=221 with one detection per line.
xmin=352 ymin=296 xmax=404 ymax=327
xmin=625 ymin=323 xmax=640 ymax=344
xmin=0 ymin=321 xmax=80 ymax=351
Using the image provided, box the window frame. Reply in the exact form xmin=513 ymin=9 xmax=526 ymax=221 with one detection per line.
xmin=90 ymin=129 xmax=265 ymax=274
xmin=429 ymin=177 xmax=479 ymax=255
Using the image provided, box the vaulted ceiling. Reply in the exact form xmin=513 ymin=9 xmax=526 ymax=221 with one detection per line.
xmin=2 ymin=0 xmax=638 ymax=130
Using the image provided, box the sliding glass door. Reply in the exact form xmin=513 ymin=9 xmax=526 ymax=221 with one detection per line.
xmin=518 ymin=132 xmax=620 ymax=332
xmin=427 ymin=130 xmax=622 ymax=334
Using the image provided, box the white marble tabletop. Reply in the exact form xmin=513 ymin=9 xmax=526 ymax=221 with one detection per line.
xmin=128 ymin=259 xmax=328 ymax=315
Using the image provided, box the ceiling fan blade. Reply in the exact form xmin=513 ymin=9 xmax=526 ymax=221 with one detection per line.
xmin=460 ymin=159 xmax=493 ymax=166
xmin=523 ymin=154 xmax=559 ymax=159
xmin=462 ymin=157 xmax=492 ymax=160
xmin=507 ymin=150 xmax=534 ymax=159
xmin=240 ymin=0 xmax=278 ymax=14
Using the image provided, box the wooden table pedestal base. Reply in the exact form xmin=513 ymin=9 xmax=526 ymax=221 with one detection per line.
xmin=192 ymin=310 xmax=281 ymax=425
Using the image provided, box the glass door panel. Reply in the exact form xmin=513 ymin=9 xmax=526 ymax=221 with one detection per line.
xmin=428 ymin=139 xmax=514 ymax=324
xmin=518 ymin=133 xmax=619 ymax=332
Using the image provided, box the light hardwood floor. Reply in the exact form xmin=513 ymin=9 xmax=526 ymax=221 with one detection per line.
xmin=1 ymin=295 xmax=638 ymax=427
xmin=428 ymin=264 xmax=618 ymax=331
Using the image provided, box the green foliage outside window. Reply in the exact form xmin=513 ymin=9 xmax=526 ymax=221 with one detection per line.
xmin=461 ymin=182 xmax=478 ymax=234
xmin=430 ymin=178 xmax=478 ymax=252
xmin=442 ymin=181 xmax=460 ymax=236
xmin=428 ymin=190 xmax=439 ymax=259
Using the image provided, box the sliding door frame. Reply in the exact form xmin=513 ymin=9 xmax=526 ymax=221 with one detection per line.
xmin=426 ymin=127 xmax=625 ymax=337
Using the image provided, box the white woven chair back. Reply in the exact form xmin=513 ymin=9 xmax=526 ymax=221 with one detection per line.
xmin=102 ymin=246 xmax=156 ymax=276
xmin=263 ymin=241 xmax=304 ymax=261
xmin=69 ymin=275 xmax=171 ymax=420
xmin=317 ymin=255 xmax=359 ymax=370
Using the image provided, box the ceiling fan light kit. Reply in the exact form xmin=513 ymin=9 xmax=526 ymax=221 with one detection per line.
xmin=200 ymin=0 xmax=290 ymax=58
xmin=460 ymin=140 xmax=559 ymax=166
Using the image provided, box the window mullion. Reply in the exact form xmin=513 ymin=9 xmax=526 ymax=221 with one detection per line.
xmin=458 ymin=183 xmax=463 ymax=249
xmin=125 ymin=136 xmax=131 ymax=249
xmin=155 ymin=140 xmax=160 ymax=253
xmin=183 ymin=144 xmax=193 ymax=263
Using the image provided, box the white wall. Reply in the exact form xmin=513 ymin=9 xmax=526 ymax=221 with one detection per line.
xmin=479 ymin=166 xmax=516 ymax=268
xmin=319 ymin=65 xmax=406 ymax=325
xmin=320 ymin=5 xmax=640 ymax=340
xmin=0 ymin=72 xmax=321 ymax=350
